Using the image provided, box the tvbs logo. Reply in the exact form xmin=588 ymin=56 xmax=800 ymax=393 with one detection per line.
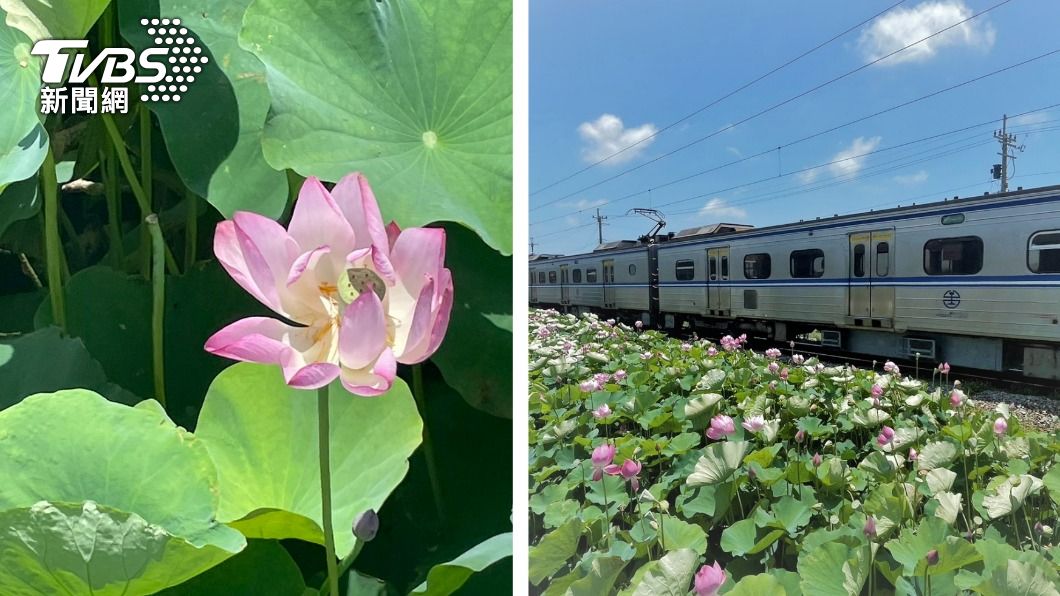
xmin=31 ymin=18 xmax=207 ymax=115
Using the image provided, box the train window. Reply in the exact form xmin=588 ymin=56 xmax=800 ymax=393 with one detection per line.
xmin=676 ymin=259 xmax=695 ymax=281
xmin=790 ymin=249 xmax=825 ymax=278
xmin=876 ymin=242 xmax=890 ymax=276
xmin=548 ymin=271 xmax=557 ymax=283
xmin=853 ymin=244 xmax=865 ymax=278
xmin=538 ymin=272 xmax=545 ymax=283
xmin=1028 ymin=231 xmax=1060 ymax=273
xmin=629 ymin=264 xmax=637 ymax=275
xmin=721 ymin=256 xmax=729 ymax=278
xmin=923 ymin=236 xmax=983 ymax=275
xmin=572 ymin=269 xmax=582 ymax=283
xmin=744 ymin=253 xmax=771 ymax=279
xmin=709 ymin=258 xmax=717 ymax=279
xmin=586 ymin=268 xmax=598 ymax=283
xmin=941 ymin=214 xmax=965 ymax=225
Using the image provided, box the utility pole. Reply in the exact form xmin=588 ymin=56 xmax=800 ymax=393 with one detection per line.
xmin=529 ymin=237 xmax=536 ymax=255
xmin=993 ymin=114 xmax=1024 ymax=192
xmin=593 ymin=208 xmax=608 ymax=244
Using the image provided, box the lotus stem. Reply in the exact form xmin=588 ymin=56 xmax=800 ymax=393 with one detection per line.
xmin=101 ymin=148 xmax=123 ymax=267
xmin=184 ymin=189 xmax=197 ymax=271
xmin=41 ymin=148 xmax=65 ymax=329
xmin=412 ymin=363 xmax=447 ymax=525
xmin=146 ymin=215 xmax=166 ymax=408
xmin=317 ymin=384 xmax=339 ymax=596
xmin=99 ymin=111 xmax=178 ymax=274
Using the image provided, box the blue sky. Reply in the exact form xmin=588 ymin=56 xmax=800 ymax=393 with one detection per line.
xmin=529 ymin=0 xmax=1060 ymax=256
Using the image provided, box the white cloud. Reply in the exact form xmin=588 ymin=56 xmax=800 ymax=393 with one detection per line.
xmin=894 ymin=170 xmax=929 ymax=184
xmin=559 ymin=198 xmax=608 ymax=210
xmin=858 ymin=0 xmax=995 ymax=65
xmin=1011 ymin=111 xmax=1051 ymax=127
xmin=797 ymin=169 xmax=819 ymax=184
xmin=578 ymin=114 xmax=657 ymax=164
xmin=829 ymin=136 xmax=883 ymax=177
xmin=726 ymin=146 xmax=742 ymax=158
xmin=697 ymin=198 xmax=747 ymax=220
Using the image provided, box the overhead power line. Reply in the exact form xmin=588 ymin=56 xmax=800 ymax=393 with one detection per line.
xmin=530 ymin=0 xmax=910 ymax=196
xmin=531 ymin=0 xmax=1014 ymax=211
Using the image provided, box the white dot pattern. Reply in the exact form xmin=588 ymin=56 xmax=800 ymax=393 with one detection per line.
xmin=140 ymin=16 xmax=203 ymax=103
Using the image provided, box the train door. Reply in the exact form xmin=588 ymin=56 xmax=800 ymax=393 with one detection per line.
xmin=848 ymin=229 xmax=894 ymax=322
xmin=706 ymin=247 xmax=730 ymax=315
xmin=560 ymin=265 xmax=570 ymax=305
xmin=529 ymin=270 xmax=538 ymax=302
xmin=869 ymin=230 xmax=894 ymax=320
xmin=602 ymin=260 xmax=615 ymax=308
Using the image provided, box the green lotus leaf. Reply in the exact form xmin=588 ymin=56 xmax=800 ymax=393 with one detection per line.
xmin=686 ymin=440 xmax=749 ymax=486
xmin=238 ymin=0 xmax=512 ymax=253
xmin=616 ymin=549 xmax=698 ymax=596
xmin=721 ymin=517 xmax=784 ymax=557
xmin=529 ymin=518 xmax=582 ymax=586
xmin=156 ymin=539 xmax=305 ymax=596
xmin=797 ymin=541 xmax=870 ymax=596
xmin=925 ymin=468 xmax=958 ymax=495
xmin=118 ymin=0 xmax=287 ymax=219
xmin=931 ymin=491 xmax=963 ymax=526
xmin=982 ymin=474 xmax=1043 ymax=519
xmin=916 ymin=441 xmax=958 ymax=471
xmin=1 ymin=0 xmax=108 ymax=40
xmin=0 ymin=326 xmax=139 ymax=409
xmin=0 ymin=174 xmax=38 ymax=237
xmin=194 ymin=363 xmax=421 ymax=559
xmin=0 ymin=390 xmax=245 ymax=593
xmin=566 ymin=555 xmax=627 ymax=596
xmin=727 ymin=572 xmax=802 ymax=596
xmin=971 ymin=560 xmax=1060 ymax=596
xmin=411 ymin=533 xmax=512 ymax=596
xmin=0 ymin=501 xmax=243 ymax=596
xmin=0 ymin=9 xmax=47 ymax=188
xmin=683 ymin=393 xmax=722 ymax=418
xmin=658 ymin=514 xmax=707 ymax=555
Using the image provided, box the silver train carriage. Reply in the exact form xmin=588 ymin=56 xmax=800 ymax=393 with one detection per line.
xmin=529 ymin=185 xmax=1060 ymax=380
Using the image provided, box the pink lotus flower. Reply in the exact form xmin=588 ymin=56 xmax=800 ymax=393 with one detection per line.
xmin=765 ymin=347 xmax=781 ymax=359
xmin=871 ymin=384 xmax=884 ymax=398
xmin=639 ymin=351 xmax=652 ymax=360
xmin=950 ymin=389 xmax=964 ymax=408
xmin=792 ymin=354 xmax=805 ymax=365
xmin=605 ymin=458 xmax=642 ymax=491
xmin=590 ymin=443 xmax=616 ymax=481
xmin=883 ymin=361 xmax=899 ymax=375
xmin=908 ymin=448 xmax=918 ymax=462
xmin=993 ymin=417 xmax=1008 ymax=436
xmin=594 ymin=372 xmax=611 ymax=387
xmin=767 ymin=362 xmax=779 ymax=374
xmin=706 ymin=415 xmax=735 ymax=440
xmin=779 ymin=368 xmax=789 ymax=381
xmin=580 ymin=379 xmax=598 ymax=393
xmin=876 ymin=425 xmax=895 ymax=447
xmin=694 ymin=562 xmax=726 ymax=596
xmin=635 ymin=320 xmax=643 ymax=329
xmin=706 ymin=346 xmax=718 ymax=357
xmin=614 ymin=369 xmax=627 ymax=382
xmin=742 ymin=415 xmax=767 ymax=433
xmin=681 ymin=342 xmax=692 ymax=352
xmin=205 ymin=174 xmax=452 ymax=396
xmin=536 ymin=327 xmax=550 ymax=338
xmin=938 ymin=362 xmax=950 ymax=374
xmin=593 ymin=404 xmax=611 ymax=419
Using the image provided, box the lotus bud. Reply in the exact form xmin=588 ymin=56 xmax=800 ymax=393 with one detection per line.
xmin=993 ymin=417 xmax=1008 ymax=436
xmin=926 ymin=549 xmax=939 ymax=566
xmin=795 ymin=430 xmax=806 ymax=444
xmin=812 ymin=452 xmax=822 ymax=467
xmin=864 ymin=515 xmax=877 ymax=539
xmin=353 ymin=509 xmax=379 ymax=542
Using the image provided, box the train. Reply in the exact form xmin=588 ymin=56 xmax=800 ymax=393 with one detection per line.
xmin=529 ymin=184 xmax=1060 ymax=380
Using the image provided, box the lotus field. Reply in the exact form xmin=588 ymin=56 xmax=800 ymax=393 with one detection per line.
xmin=528 ymin=309 xmax=1060 ymax=595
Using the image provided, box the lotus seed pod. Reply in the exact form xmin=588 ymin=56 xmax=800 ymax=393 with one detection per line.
xmin=353 ymin=509 xmax=379 ymax=542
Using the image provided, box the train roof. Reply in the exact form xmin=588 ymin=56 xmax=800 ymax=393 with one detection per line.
xmin=529 ymin=183 xmax=1060 ymax=264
